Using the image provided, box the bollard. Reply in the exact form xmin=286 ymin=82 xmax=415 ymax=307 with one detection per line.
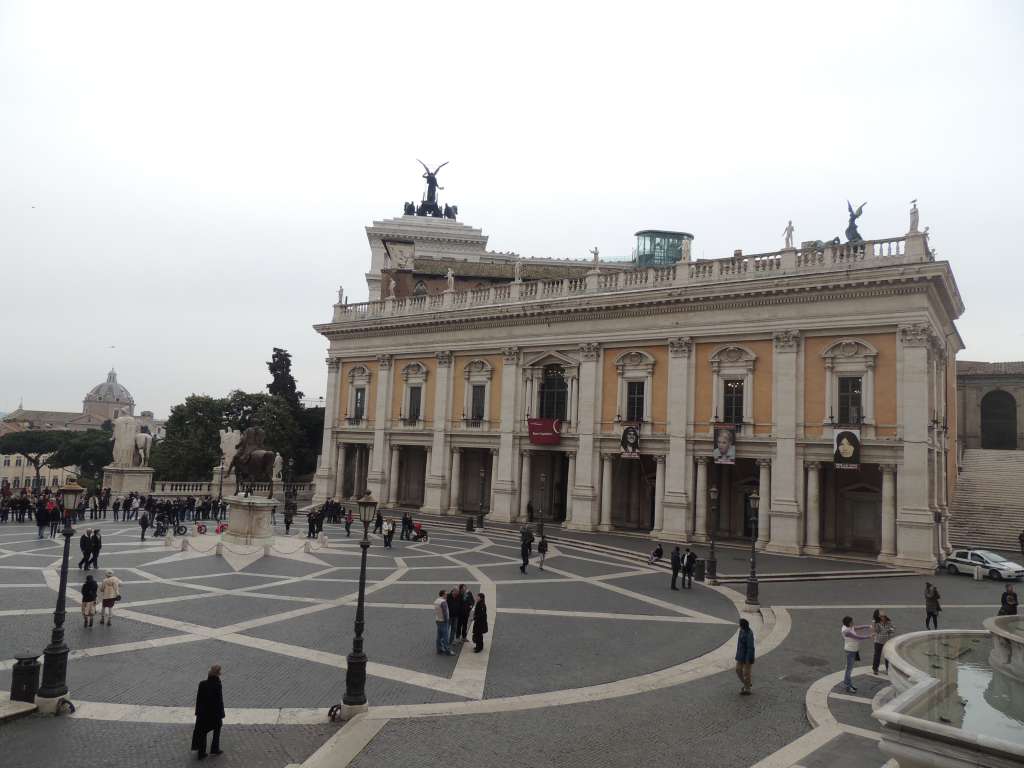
xmin=181 ymin=538 xmax=189 ymax=552
xmin=10 ymin=653 xmax=41 ymax=703
xmin=974 ymin=565 xmax=984 ymax=581
xmin=215 ymin=542 xmax=223 ymax=556
xmin=264 ymin=544 xmax=273 ymax=557
xmin=695 ymin=559 xmax=707 ymax=583
xmin=164 ymin=535 xmax=174 ymax=548
xmin=303 ymin=540 xmax=312 ymax=553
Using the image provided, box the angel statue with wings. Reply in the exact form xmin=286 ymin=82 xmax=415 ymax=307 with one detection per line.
xmin=845 ymin=201 xmax=866 ymax=243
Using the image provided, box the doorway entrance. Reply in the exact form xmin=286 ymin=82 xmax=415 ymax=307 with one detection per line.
xmin=981 ymin=390 xmax=1017 ymax=449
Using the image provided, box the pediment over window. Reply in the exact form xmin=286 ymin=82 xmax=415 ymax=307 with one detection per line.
xmin=463 ymin=359 xmax=494 ymax=381
xmin=614 ymin=350 xmax=656 ymax=375
xmin=709 ymin=345 xmax=757 ymax=365
xmin=821 ymin=339 xmax=879 ymax=361
xmin=348 ymin=365 xmax=371 ymax=383
xmin=401 ymin=362 xmax=429 ymax=381
xmin=523 ymin=350 xmax=579 ymax=370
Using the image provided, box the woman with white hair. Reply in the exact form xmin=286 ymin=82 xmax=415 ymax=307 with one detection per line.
xmin=99 ymin=569 xmax=122 ymax=625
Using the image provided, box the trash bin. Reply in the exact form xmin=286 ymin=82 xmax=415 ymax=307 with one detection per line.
xmin=11 ymin=653 xmax=40 ymax=703
xmin=465 ymin=516 xmax=475 ymax=532
xmin=694 ymin=559 xmax=707 ymax=583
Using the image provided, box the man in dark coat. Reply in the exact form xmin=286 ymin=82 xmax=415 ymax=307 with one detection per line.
xmin=78 ymin=529 xmax=93 ymax=570
xmin=683 ymin=548 xmax=697 ymax=589
xmin=191 ymin=665 xmax=225 ymax=758
xmin=670 ymin=546 xmax=681 ymax=590
xmin=88 ymin=529 xmax=102 ymax=570
xmin=471 ymin=593 xmax=488 ymax=652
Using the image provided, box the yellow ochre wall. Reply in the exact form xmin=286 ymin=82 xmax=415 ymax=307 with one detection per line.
xmin=338 ymin=360 xmax=378 ymax=424
xmin=802 ymin=333 xmax=898 ymax=438
xmin=389 ymin=357 xmax=437 ymax=422
xmin=450 ymin=355 xmax=504 ymax=425
xmin=600 ymin=345 xmax=669 ymax=433
xmin=692 ymin=340 xmax=773 ymax=434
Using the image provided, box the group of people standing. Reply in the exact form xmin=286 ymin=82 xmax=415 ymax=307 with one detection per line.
xmin=433 ymin=585 xmax=488 ymax=654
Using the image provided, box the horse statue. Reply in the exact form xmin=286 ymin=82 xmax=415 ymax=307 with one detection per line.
xmin=133 ymin=431 xmax=153 ymax=467
xmin=225 ymin=427 xmax=277 ymax=499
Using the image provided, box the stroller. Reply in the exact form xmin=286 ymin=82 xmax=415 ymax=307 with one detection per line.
xmin=411 ymin=522 xmax=429 ymax=542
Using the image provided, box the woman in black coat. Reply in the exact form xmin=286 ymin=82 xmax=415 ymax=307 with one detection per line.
xmin=191 ymin=665 xmax=225 ymax=759
xmin=471 ymin=593 xmax=488 ymax=652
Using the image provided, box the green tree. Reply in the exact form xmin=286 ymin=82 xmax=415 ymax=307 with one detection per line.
xmin=267 ymin=348 xmax=303 ymax=411
xmin=0 ymin=430 xmax=71 ymax=488
xmin=46 ymin=424 xmax=114 ymax=488
xmin=150 ymin=395 xmax=226 ymax=481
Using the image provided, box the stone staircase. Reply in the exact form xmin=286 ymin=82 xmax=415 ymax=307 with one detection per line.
xmin=949 ymin=449 xmax=1024 ymax=551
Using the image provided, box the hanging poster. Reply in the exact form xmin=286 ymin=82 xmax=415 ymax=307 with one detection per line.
xmin=833 ymin=429 xmax=861 ymax=470
xmin=620 ymin=425 xmax=640 ymax=458
xmin=713 ymin=424 xmax=737 ymax=464
xmin=527 ymin=418 xmax=562 ymax=445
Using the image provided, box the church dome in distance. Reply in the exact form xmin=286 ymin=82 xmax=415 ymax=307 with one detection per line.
xmin=85 ymin=369 xmax=134 ymax=406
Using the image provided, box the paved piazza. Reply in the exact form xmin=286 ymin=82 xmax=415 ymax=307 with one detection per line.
xmin=0 ymin=518 xmax=1014 ymax=767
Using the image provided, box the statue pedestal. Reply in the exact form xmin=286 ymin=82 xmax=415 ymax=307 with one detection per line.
xmin=221 ymin=495 xmax=277 ymax=547
xmin=102 ymin=465 xmax=154 ymax=495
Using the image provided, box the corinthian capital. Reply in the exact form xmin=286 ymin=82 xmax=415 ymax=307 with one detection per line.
xmin=668 ymin=337 xmax=693 ymax=358
xmin=773 ymin=329 xmax=801 ymax=351
xmin=899 ymin=323 xmax=934 ymax=348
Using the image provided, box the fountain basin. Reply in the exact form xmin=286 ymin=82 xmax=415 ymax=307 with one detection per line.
xmin=873 ymin=629 xmax=1024 ymax=768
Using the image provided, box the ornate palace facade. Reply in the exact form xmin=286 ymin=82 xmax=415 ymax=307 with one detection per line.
xmin=314 ymin=209 xmax=963 ymax=569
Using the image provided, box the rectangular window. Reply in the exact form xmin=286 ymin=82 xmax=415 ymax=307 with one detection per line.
xmin=12 ymin=478 xmax=19 ymax=488
xmin=723 ymin=379 xmax=744 ymax=424
xmin=2 ymin=458 xmax=8 ymax=466
xmin=471 ymin=385 xmax=486 ymax=421
xmin=408 ymin=386 xmax=422 ymax=422
xmin=838 ymin=376 xmax=863 ymax=425
xmin=15 ymin=458 xmax=21 ymax=466
xmin=626 ymin=381 xmax=645 ymax=423
xmin=353 ymin=387 xmax=366 ymax=420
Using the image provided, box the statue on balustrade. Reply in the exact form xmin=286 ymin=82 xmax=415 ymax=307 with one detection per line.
xmin=909 ymin=199 xmax=919 ymax=232
xmin=446 ymin=267 xmax=455 ymax=291
xmin=782 ymin=220 xmax=795 ymax=249
xmin=225 ymin=427 xmax=278 ymax=499
xmin=845 ymin=200 xmax=866 ymax=243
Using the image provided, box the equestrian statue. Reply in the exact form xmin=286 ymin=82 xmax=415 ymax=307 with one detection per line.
xmin=225 ymin=427 xmax=278 ymax=499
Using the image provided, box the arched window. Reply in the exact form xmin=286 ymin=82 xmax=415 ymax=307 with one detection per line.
xmin=538 ymin=365 xmax=568 ymax=420
xmin=981 ymin=390 xmax=1017 ymax=450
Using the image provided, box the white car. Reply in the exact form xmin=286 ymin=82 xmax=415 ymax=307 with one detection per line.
xmin=946 ymin=549 xmax=1024 ymax=580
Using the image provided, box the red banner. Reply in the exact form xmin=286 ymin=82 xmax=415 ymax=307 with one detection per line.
xmin=527 ymin=418 xmax=562 ymax=445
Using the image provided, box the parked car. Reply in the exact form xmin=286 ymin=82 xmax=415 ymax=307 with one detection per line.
xmin=946 ymin=549 xmax=1024 ymax=580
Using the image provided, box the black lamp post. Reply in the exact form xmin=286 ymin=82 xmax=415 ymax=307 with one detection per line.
xmin=745 ymin=491 xmax=760 ymax=609
xmin=342 ymin=492 xmax=376 ymax=715
xmin=707 ymin=485 xmax=719 ymax=585
xmin=37 ymin=479 xmax=83 ymax=711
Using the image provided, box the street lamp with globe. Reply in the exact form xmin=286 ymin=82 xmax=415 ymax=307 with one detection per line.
xmin=36 ymin=478 xmax=84 ymax=713
xmin=339 ymin=492 xmax=377 ymax=718
xmin=746 ymin=491 xmax=760 ymax=609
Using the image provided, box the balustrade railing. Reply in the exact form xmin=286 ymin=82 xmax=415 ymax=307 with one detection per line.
xmin=329 ymin=234 xmax=926 ymax=323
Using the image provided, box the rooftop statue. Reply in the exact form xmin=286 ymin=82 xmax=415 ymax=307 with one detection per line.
xmin=782 ymin=220 xmax=795 ymax=249
xmin=589 ymin=246 xmax=600 ymax=264
xmin=845 ymin=200 xmax=866 ymax=244
xmin=909 ymin=199 xmax=919 ymax=233
xmin=418 ymin=160 xmax=448 ymax=207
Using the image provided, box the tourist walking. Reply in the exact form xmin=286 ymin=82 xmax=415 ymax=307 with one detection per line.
xmin=1000 ymin=583 xmax=1019 ymax=616
xmin=1019 ymin=528 xmax=1024 ymax=557
xmin=383 ymin=518 xmax=395 ymax=548
xmin=735 ymin=618 xmax=755 ymax=695
xmin=139 ymin=511 xmax=150 ymax=541
xmin=924 ymin=582 xmax=942 ymax=629
xmin=459 ymin=586 xmax=474 ymax=641
xmin=191 ymin=665 xmax=225 ymax=759
xmin=78 ymin=528 xmax=93 ymax=570
xmin=520 ymin=536 xmax=531 ymax=574
xmin=112 ymin=497 xmax=121 ymax=521
xmin=434 ymin=589 xmax=453 ymax=655
xmin=670 ymin=546 xmax=682 ymax=590
xmin=471 ymin=592 xmax=488 ymax=652
xmin=344 ymin=508 xmax=353 ymax=537
xmin=447 ymin=588 xmax=462 ymax=645
xmin=537 ymin=535 xmax=548 ymax=570
xmin=306 ymin=509 xmax=318 ymax=538
xmin=871 ymin=609 xmax=896 ymax=675
xmin=48 ymin=498 xmax=60 ymax=538
xmin=81 ymin=574 xmax=98 ymax=628
xmin=89 ymin=529 xmax=102 ymax=570
xmin=683 ymin=548 xmax=697 ymax=589
xmin=283 ymin=507 xmax=293 ymax=535
xmin=840 ymin=616 xmax=871 ymax=693
xmin=35 ymin=503 xmax=47 ymax=539
xmin=401 ymin=510 xmax=412 ymax=540
xmin=99 ymin=569 xmax=122 ymax=625
xmin=373 ymin=508 xmax=384 ymax=535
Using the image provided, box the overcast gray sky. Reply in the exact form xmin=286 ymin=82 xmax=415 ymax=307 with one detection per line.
xmin=2 ymin=1 xmax=1021 ymax=418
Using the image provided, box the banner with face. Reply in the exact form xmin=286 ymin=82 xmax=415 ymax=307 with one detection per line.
xmin=833 ymin=429 xmax=861 ymax=469
xmin=713 ymin=424 xmax=736 ymax=464
xmin=620 ymin=425 xmax=640 ymax=457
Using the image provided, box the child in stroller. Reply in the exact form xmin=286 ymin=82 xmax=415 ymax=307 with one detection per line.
xmin=411 ymin=522 xmax=429 ymax=542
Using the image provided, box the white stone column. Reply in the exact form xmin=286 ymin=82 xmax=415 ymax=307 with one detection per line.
xmin=519 ymin=450 xmax=532 ymax=522
xmin=766 ymin=330 xmax=802 ymax=554
xmin=449 ymin=448 xmax=462 ymax=514
xmin=489 ymin=448 xmax=498 ymax=515
xmin=653 ymin=455 xmax=666 ymax=534
xmin=491 ymin=347 xmax=520 ymax=522
xmin=662 ymin=337 xmax=692 ymax=537
xmin=424 ymin=351 xmax=452 ymax=514
xmin=804 ymin=462 xmax=822 ymax=554
xmin=880 ymin=463 xmax=897 ymax=558
xmin=388 ymin=445 xmax=400 ymax=505
xmin=757 ymin=458 xmax=771 ymax=549
xmin=568 ymin=343 xmax=602 ymax=530
xmin=313 ymin=357 xmax=341 ymax=504
xmin=694 ymin=457 xmax=709 ymax=542
xmin=367 ymin=354 xmax=392 ymax=499
xmin=333 ymin=443 xmax=347 ymax=499
xmin=565 ymin=451 xmax=576 ymax=526
xmin=599 ymin=453 xmax=613 ymax=531
xmin=895 ymin=324 xmax=937 ymax=568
